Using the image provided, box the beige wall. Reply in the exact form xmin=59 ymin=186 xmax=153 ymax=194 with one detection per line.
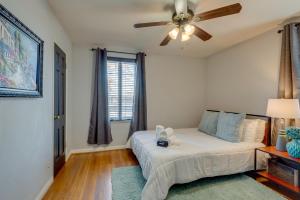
xmin=205 ymin=29 xmax=282 ymax=115
xmin=0 ymin=0 xmax=72 ymax=200
xmin=146 ymin=54 xmax=206 ymax=129
xmin=70 ymin=45 xmax=206 ymax=150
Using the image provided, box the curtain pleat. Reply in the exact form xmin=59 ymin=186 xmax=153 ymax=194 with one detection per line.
xmin=88 ymin=48 xmax=113 ymax=145
xmin=128 ymin=52 xmax=147 ymax=139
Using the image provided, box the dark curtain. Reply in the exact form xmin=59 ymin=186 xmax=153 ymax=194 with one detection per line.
xmin=88 ymin=48 xmax=113 ymax=145
xmin=128 ymin=52 xmax=147 ymax=139
xmin=272 ymin=23 xmax=300 ymax=145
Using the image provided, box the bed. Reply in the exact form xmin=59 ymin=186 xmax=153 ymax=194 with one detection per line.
xmin=130 ymin=112 xmax=271 ymax=200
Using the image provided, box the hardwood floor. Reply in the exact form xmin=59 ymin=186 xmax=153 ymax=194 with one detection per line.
xmin=43 ymin=149 xmax=138 ymax=200
xmin=44 ymin=149 xmax=297 ymax=200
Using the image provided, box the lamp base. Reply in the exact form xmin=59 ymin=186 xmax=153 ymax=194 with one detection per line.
xmin=276 ymin=133 xmax=287 ymax=152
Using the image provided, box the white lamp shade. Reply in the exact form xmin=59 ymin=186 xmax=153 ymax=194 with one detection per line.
xmin=266 ymin=99 xmax=300 ymax=119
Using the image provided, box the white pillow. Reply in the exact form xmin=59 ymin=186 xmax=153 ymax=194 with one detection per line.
xmin=255 ymin=119 xmax=266 ymax=143
xmin=240 ymin=119 xmax=266 ymax=143
xmin=241 ymin=119 xmax=259 ymax=142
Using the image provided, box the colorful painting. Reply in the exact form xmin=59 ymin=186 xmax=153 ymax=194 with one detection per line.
xmin=0 ymin=4 xmax=43 ymax=97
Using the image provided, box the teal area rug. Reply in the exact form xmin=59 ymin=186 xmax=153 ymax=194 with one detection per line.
xmin=112 ymin=166 xmax=286 ymax=200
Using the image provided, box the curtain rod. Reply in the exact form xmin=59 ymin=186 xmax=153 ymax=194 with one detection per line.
xmin=90 ymin=48 xmax=146 ymax=56
xmin=277 ymin=23 xmax=300 ymax=33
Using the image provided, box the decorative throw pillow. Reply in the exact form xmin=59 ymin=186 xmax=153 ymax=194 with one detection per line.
xmin=241 ymin=119 xmax=266 ymax=143
xmin=216 ymin=112 xmax=246 ymax=143
xmin=198 ymin=111 xmax=220 ymax=136
xmin=255 ymin=119 xmax=266 ymax=143
xmin=241 ymin=119 xmax=259 ymax=142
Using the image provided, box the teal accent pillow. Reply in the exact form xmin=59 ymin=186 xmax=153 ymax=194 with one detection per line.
xmin=216 ymin=112 xmax=246 ymax=143
xmin=199 ymin=111 xmax=220 ymax=136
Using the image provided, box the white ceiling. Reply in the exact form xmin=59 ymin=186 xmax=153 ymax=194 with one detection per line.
xmin=49 ymin=0 xmax=300 ymax=58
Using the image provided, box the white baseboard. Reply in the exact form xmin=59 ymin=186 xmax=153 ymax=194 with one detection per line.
xmin=66 ymin=145 xmax=128 ymax=161
xmin=66 ymin=150 xmax=72 ymax=162
xmin=35 ymin=177 xmax=53 ymax=200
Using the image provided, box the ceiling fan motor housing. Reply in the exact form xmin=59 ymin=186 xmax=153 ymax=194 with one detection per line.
xmin=172 ymin=9 xmax=194 ymax=26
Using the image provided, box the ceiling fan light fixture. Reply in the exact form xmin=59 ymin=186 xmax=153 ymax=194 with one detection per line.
xmin=169 ymin=27 xmax=179 ymax=40
xmin=134 ymin=2 xmax=243 ymax=46
xmin=183 ymin=24 xmax=195 ymax=35
xmin=181 ymin=32 xmax=190 ymax=42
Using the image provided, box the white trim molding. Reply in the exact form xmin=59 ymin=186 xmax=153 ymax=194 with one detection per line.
xmin=66 ymin=145 xmax=128 ymax=161
xmin=34 ymin=177 xmax=53 ymax=200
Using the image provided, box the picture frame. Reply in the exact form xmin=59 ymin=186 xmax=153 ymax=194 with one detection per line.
xmin=0 ymin=4 xmax=44 ymax=97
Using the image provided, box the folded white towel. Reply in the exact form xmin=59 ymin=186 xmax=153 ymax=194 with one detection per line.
xmin=165 ymin=127 xmax=174 ymax=137
xmin=157 ymin=127 xmax=180 ymax=146
xmin=159 ymin=130 xmax=167 ymax=140
xmin=156 ymin=125 xmax=165 ymax=140
xmin=159 ymin=128 xmax=174 ymax=140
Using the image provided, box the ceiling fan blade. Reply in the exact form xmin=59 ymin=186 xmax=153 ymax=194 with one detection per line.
xmin=174 ymin=0 xmax=187 ymax=15
xmin=134 ymin=21 xmax=171 ymax=28
xmin=193 ymin=26 xmax=212 ymax=41
xmin=160 ymin=35 xmax=171 ymax=46
xmin=195 ymin=3 xmax=242 ymax=21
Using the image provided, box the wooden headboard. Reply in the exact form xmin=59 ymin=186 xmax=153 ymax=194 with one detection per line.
xmin=207 ymin=110 xmax=271 ymax=146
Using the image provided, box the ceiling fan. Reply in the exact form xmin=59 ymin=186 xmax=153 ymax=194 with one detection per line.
xmin=133 ymin=0 xmax=242 ymax=46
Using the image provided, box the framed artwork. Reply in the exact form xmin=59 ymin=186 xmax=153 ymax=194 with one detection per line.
xmin=0 ymin=4 xmax=43 ymax=97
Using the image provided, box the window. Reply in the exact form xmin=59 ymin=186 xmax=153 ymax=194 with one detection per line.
xmin=107 ymin=58 xmax=136 ymax=121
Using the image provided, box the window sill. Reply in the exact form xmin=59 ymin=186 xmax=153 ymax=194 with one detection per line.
xmin=110 ymin=119 xmax=131 ymax=123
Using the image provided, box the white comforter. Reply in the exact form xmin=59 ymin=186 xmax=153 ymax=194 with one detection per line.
xmin=130 ymin=128 xmax=265 ymax=200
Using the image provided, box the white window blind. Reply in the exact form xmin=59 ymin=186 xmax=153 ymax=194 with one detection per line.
xmin=107 ymin=58 xmax=136 ymax=120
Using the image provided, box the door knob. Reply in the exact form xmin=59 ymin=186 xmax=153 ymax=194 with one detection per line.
xmin=54 ymin=115 xmax=60 ymax=120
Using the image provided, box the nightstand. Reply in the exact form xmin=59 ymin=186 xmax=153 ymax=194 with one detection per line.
xmin=254 ymin=146 xmax=300 ymax=194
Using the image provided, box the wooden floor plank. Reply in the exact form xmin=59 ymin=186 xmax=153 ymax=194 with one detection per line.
xmin=43 ymin=149 xmax=138 ymax=200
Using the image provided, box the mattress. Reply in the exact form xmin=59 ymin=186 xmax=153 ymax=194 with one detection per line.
xmin=130 ymin=128 xmax=265 ymax=200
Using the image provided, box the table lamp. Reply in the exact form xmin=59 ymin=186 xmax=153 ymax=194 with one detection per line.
xmin=266 ymin=99 xmax=300 ymax=151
